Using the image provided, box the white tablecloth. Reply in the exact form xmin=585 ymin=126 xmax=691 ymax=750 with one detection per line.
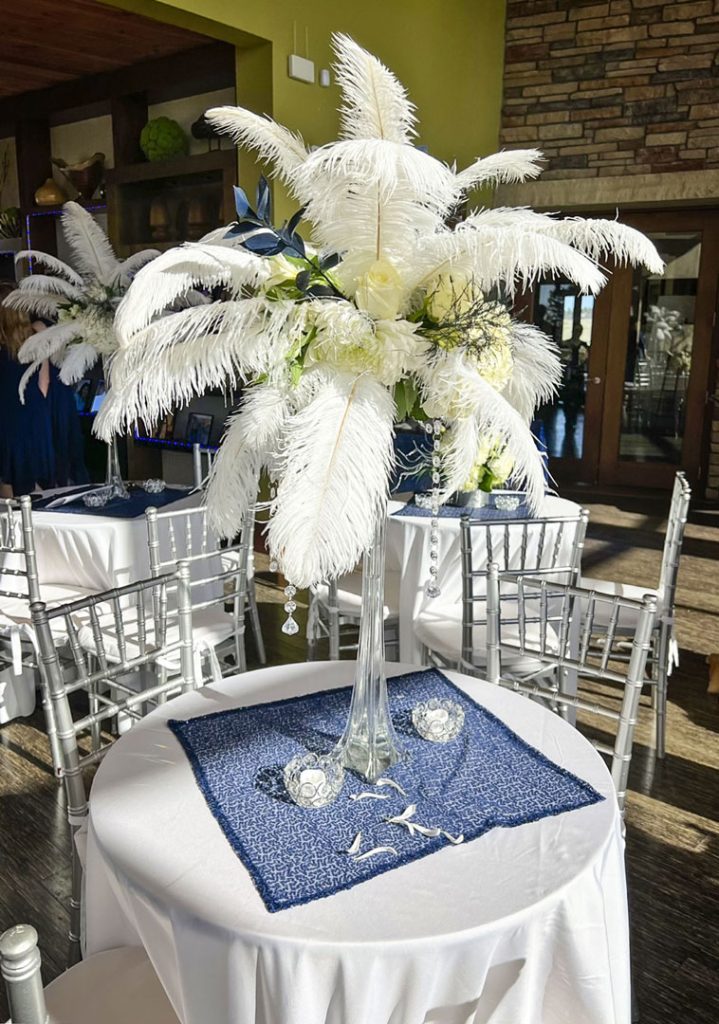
xmin=386 ymin=496 xmax=582 ymax=663
xmin=0 ymin=489 xmax=201 ymax=722
xmin=86 ymin=661 xmax=630 ymax=1024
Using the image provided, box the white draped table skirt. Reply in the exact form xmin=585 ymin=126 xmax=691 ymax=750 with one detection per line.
xmin=85 ymin=662 xmax=630 ymax=1024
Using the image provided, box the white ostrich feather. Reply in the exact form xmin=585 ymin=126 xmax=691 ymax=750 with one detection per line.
xmin=267 ymin=371 xmax=395 ymax=587
xmin=505 ymin=322 xmax=561 ymax=422
xmin=206 ymin=106 xmax=308 ymax=183
xmin=333 ymin=33 xmax=417 ymax=145
xmin=409 ymin=223 xmax=606 ymax=296
xmin=61 ymin=202 xmax=119 ymax=283
xmin=118 ymin=248 xmax=162 ymax=283
xmin=292 ymin=140 xmax=457 ymax=266
xmin=17 ymin=322 xmax=80 ymax=366
xmin=96 ymin=300 xmax=305 ymax=439
xmin=206 ymin=384 xmax=290 ymax=539
xmin=13 ymin=274 xmax=82 ymax=302
xmin=455 ymin=149 xmax=544 ymax=192
xmin=114 ymin=243 xmax=270 ymax=339
xmin=2 ymin=290 xmax=63 ymax=320
xmin=16 ymin=324 xmax=80 ymax=401
xmin=14 ymin=251 xmax=83 ymax=287
xmin=58 ymin=342 xmax=99 ymax=385
xmin=546 ymin=217 xmax=664 ymax=274
xmin=419 ymin=352 xmax=545 ymax=508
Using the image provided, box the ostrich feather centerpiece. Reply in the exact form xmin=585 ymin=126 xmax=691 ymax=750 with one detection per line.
xmin=96 ymin=34 xmax=661 ymax=591
xmin=6 ymin=202 xmax=159 ymax=396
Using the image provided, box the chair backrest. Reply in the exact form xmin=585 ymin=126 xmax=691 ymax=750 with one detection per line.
xmin=31 ymin=567 xmax=196 ymax=962
xmin=657 ymin=471 xmax=691 ymax=617
xmin=486 ymin=565 xmax=657 ymax=810
xmin=146 ymin=504 xmax=253 ymax=675
xmin=192 ymin=443 xmax=216 ymax=489
xmin=0 ymin=924 xmax=46 ymax=1024
xmin=0 ymin=495 xmax=41 ymax=605
xmin=460 ymin=510 xmax=589 ymax=668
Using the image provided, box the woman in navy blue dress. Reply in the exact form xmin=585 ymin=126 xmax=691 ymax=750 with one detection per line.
xmin=0 ymin=282 xmax=88 ymax=497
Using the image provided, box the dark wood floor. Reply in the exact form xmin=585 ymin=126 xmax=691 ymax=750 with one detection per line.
xmin=1 ymin=495 xmax=717 ymax=1022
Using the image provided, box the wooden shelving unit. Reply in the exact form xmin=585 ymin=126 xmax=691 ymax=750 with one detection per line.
xmin=106 ymin=150 xmax=235 ymax=255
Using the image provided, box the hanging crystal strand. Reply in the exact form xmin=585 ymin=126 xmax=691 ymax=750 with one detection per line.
xmin=282 ymin=583 xmax=299 ymax=635
xmin=334 ymin=514 xmax=403 ymax=781
xmin=268 ymin=479 xmax=279 ymax=574
xmin=424 ymin=419 xmax=443 ymax=599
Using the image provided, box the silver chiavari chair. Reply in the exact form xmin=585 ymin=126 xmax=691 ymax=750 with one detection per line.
xmin=0 ymin=495 xmax=65 ymax=770
xmin=485 ymin=564 xmax=657 ymax=810
xmin=0 ymin=923 xmax=180 ymax=1024
xmin=581 ymin=471 xmax=691 ymax=758
xmin=307 ymin=572 xmax=400 ymax=662
xmin=146 ymin=504 xmax=264 ymax=676
xmin=416 ymin=510 xmax=589 ymax=673
xmin=31 ymin=568 xmax=197 ymax=964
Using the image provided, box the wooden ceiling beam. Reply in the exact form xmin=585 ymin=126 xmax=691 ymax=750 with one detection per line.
xmin=0 ymin=41 xmax=235 ymax=125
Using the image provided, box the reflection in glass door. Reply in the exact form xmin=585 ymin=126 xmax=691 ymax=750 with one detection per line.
xmin=618 ymin=233 xmax=699 ymax=465
xmin=531 ymin=281 xmax=596 ymax=461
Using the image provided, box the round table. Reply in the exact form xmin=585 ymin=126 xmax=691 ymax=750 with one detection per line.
xmin=386 ymin=495 xmax=582 ymax=663
xmin=85 ymin=662 xmax=629 ymax=1024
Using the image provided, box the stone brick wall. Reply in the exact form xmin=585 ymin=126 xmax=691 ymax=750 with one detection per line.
xmin=501 ymin=0 xmax=719 ymax=180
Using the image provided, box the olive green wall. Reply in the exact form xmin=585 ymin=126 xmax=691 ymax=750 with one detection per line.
xmin=103 ymin=0 xmax=507 ymax=214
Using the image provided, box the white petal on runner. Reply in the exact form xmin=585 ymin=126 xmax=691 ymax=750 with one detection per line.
xmin=376 ymin=777 xmax=407 ymax=796
xmin=442 ymin=831 xmax=465 ymax=845
xmin=349 ymin=792 xmax=390 ymax=802
xmin=346 ymin=832 xmax=363 ymax=855
xmin=386 ymin=804 xmax=416 ymax=823
xmin=352 ymin=846 xmax=398 ymax=862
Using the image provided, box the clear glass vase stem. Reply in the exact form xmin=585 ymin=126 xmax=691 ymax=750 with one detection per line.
xmin=334 ymin=515 xmax=403 ymax=782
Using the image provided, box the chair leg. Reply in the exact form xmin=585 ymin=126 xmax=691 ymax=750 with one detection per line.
xmin=655 ymin=629 xmax=669 ymax=760
xmin=38 ymin=666 xmax=63 ymax=778
xmin=247 ymin=581 xmax=266 ymax=665
xmin=68 ymin=825 xmax=82 ymax=966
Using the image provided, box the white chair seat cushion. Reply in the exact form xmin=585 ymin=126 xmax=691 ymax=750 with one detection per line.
xmin=0 ymin=584 xmax=94 ymax=628
xmin=580 ymin=577 xmax=659 ymax=629
xmin=314 ymin=570 xmax=400 ymax=620
xmin=44 ymin=945 xmax=179 ymax=1024
xmin=415 ymin=604 xmax=560 ymax=675
xmin=76 ymin=605 xmax=234 ymax=667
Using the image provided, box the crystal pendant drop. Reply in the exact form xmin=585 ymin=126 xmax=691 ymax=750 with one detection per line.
xmin=282 ymin=583 xmax=299 ymax=634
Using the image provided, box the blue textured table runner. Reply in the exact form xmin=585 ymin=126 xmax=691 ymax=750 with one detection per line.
xmin=168 ymin=668 xmax=603 ymax=913
xmin=32 ymin=486 xmax=190 ymax=518
xmin=393 ymin=499 xmax=532 ymax=520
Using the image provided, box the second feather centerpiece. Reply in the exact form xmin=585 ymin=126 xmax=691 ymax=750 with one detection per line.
xmin=97 ymin=34 xmax=661 ymax=781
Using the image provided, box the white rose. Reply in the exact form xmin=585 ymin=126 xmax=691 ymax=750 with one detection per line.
xmin=354 ymin=259 xmax=405 ymax=321
xmin=488 ymin=449 xmax=514 ymax=484
xmin=263 ymin=253 xmax=300 ymax=291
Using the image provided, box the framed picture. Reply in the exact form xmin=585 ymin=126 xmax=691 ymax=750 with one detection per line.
xmin=186 ymin=412 xmax=213 ymax=447
xmin=74 ymin=378 xmax=93 ymax=414
xmin=90 ymin=378 xmax=106 ymax=414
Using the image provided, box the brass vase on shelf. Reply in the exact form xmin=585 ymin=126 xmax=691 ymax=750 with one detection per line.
xmin=34 ymin=178 xmax=66 ymax=207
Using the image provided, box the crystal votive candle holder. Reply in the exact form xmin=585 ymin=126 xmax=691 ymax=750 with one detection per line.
xmin=143 ymin=478 xmax=166 ymax=494
xmin=412 ymin=698 xmax=465 ymax=743
xmin=493 ymin=491 xmax=525 ymax=512
xmin=283 ymin=753 xmax=345 ymax=809
xmin=83 ymin=489 xmax=110 ymax=508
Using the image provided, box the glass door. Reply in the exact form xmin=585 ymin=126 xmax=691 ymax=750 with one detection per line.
xmin=597 ymin=211 xmax=719 ymax=490
xmin=526 ymin=278 xmax=611 ymax=486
